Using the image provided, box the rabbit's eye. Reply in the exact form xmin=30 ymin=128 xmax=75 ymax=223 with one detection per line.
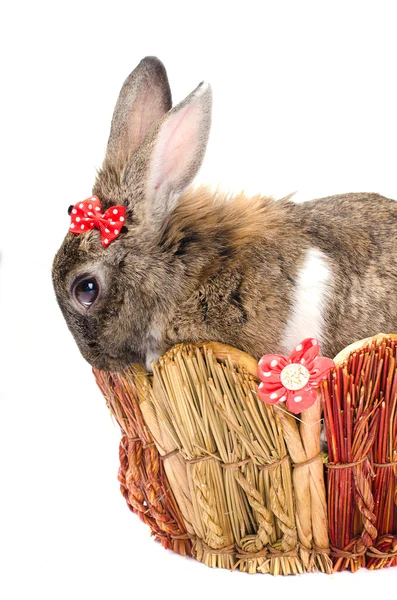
xmin=74 ymin=278 xmax=99 ymax=307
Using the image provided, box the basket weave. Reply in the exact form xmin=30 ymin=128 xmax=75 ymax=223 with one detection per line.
xmin=93 ymin=338 xmax=397 ymax=575
xmin=94 ymin=366 xmax=192 ymax=556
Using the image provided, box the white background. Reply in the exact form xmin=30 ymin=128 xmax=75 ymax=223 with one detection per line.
xmin=1 ymin=1 xmax=397 ymax=598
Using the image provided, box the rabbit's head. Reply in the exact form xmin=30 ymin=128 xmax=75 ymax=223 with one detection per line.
xmin=52 ymin=57 xmax=212 ymax=371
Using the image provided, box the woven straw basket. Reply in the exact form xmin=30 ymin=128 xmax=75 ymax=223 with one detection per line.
xmin=93 ymin=335 xmax=397 ymax=575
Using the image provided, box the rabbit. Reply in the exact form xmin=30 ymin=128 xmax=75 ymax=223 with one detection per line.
xmin=52 ymin=56 xmax=397 ymax=372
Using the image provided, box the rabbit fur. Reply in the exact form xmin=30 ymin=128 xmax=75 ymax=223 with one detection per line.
xmin=52 ymin=56 xmax=397 ymax=371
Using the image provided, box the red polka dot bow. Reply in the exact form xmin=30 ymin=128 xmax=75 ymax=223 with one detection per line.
xmin=257 ymin=338 xmax=335 ymax=414
xmin=69 ymin=196 xmax=126 ymax=247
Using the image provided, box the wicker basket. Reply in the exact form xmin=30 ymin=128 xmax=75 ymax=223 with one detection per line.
xmin=93 ymin=337 xmax=397 ymax=575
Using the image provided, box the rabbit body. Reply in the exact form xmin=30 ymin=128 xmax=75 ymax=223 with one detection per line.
xmin=161 ymin=190 xmax=397 ymax=362
xmin=52 ymin=57 xmax=397 ymax=371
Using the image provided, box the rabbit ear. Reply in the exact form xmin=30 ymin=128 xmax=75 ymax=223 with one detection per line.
xmin=143 ymin=81 xmax=212 ymax=224
xmin=106 ymin=56 xmax=172 ymax=162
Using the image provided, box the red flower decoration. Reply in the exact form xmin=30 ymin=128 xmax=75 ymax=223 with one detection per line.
xmin=69 ymin=195 xmax=126 ymax=247
xmin=257 ymin=338 xmax=334 ymax=414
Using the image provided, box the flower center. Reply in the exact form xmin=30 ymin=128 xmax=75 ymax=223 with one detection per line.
xmin=280 ymin=363 xmax=310 ymax=390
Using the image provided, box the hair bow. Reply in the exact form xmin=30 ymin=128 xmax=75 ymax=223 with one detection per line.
xmin=68 ymin=196 xmax=126 ymax=247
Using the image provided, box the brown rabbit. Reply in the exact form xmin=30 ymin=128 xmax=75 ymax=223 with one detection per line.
xmin=52 ymin=56 xmax=397 ymax=371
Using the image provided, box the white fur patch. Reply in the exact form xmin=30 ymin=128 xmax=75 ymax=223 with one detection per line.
xmin=145 ymin=327 xmax=163 ymax=371
xmin=282 ymin=247 xmax=332 ymax=353
xmin=145 ymin=350 xmax=161 ymax=372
